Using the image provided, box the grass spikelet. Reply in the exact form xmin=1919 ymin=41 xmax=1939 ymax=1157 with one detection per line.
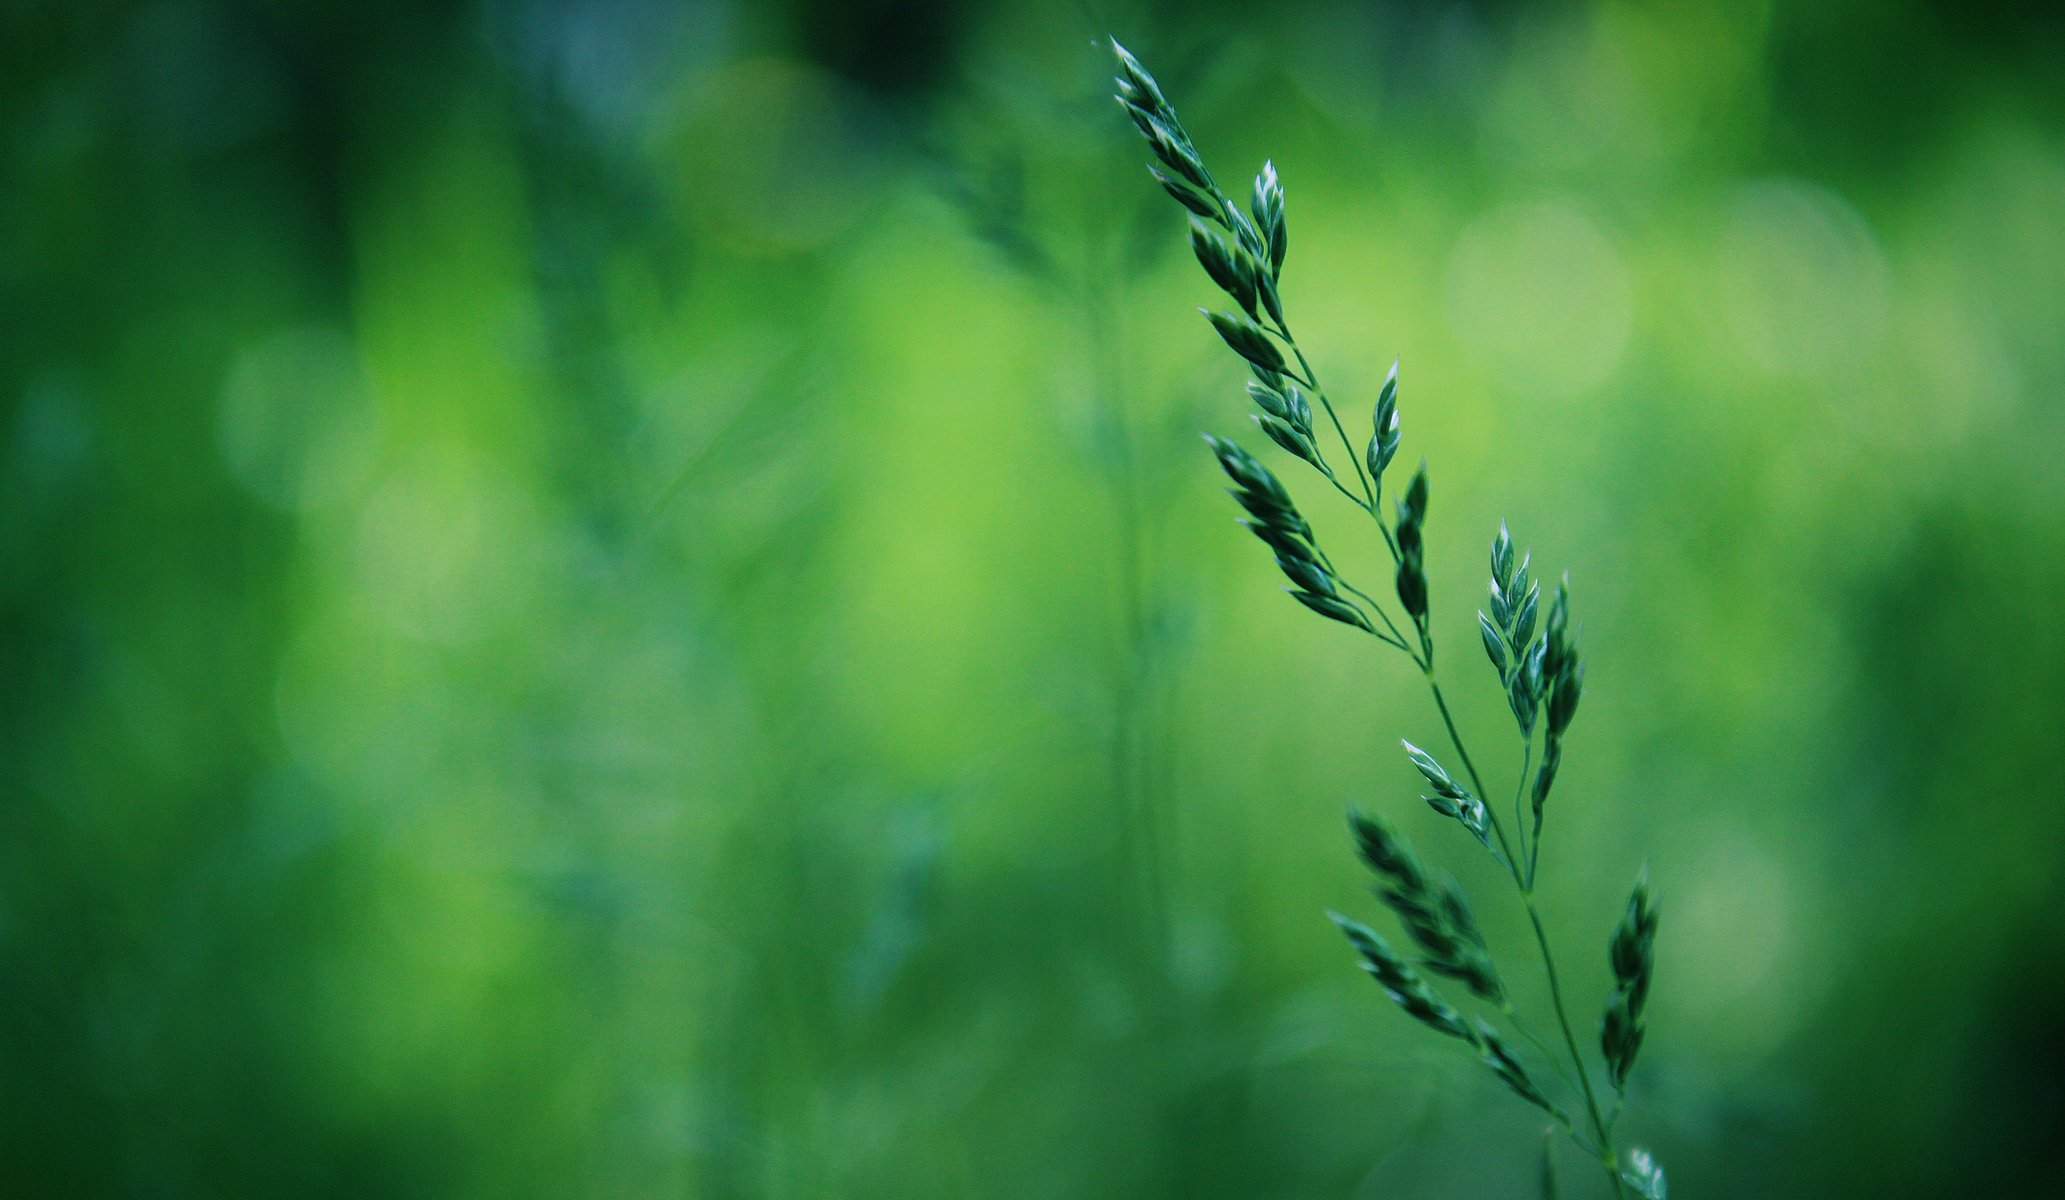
xmin=1621 ymin=1148 xmax=1667 ymax=1199
xmin=1328 ymin=912 xmax=1475 ymax=1042
xmin=1474 ymin=1018 xmax=1553 ymax=1112
xmin=1348 ymin=811 xmax=1503 ymax=1002
xmin=1602 ymin=872 xmax=1659 ymax=1092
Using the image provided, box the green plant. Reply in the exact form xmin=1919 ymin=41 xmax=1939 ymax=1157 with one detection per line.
xmin=1110 ymin=39 xmax=1665 ymax=1199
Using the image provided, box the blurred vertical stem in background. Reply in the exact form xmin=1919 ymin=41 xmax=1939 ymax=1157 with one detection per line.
xmin=939 ymin=120 xmax=1183 ymax=958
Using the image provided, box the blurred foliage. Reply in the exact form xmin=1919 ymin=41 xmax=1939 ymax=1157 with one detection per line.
xmin=3 ymin=0 xmax=2064 ymax=1197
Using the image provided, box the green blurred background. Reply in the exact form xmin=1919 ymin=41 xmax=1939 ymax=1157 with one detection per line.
xmin=5 ymin=0 xmax=2063 ymax=1196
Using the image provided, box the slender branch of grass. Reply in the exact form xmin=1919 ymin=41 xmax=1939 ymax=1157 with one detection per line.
xmin=1513 ymin=738 xmax=1535 ymax=887
xmin=1308 ymin=547 xmax=1412 ymax=653
xmin=1501 ymin=998 xmax=1584 ymax=1101
xmin=1424 ymin=674 xmax=1517 ymax=872
xmin=1408 ymin=651 xmax=1629 ymax=1198
xmin=1525 ymin=893 xmax=1625 ymax=1196
xmin=1111 ymin=39 xmax=1663 ymax=1199
xmin=1426 ymin=656 xmax=1623 ymax=1196
xmin=1411 ymin=611 xmax=1626 ymax=1198
xmin=1268 ymin=315 xmax=1374 ymax=506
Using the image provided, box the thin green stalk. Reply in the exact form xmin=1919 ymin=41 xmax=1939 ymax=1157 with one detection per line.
xmin=1271 ymin=316 xmax=1373 ymax=507
xmin=1266 ymin=315 xmax=1406 ymax=565
xmin=1513 ymin=738 xmax=1535 ymax=888
xmin=1524 ymin=896 xmax=1627 ymax=1198
xmin=1313 ymin=461 xmax=1378 ymax=517
xmin=1500 ymin=998 xmax=1584 ymax=1101
xmin=1424 ymin=673 xmax=1520 ymax=877
xmin=1426 ymin=668 xmax=1622 ymax=1196
xmin=1309 ymin=546 xmax=1412 ymax=653
xmin=1334 ymin=511 xmax=1616 ymax=1183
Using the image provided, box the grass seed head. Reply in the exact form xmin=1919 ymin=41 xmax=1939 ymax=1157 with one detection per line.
xmin=1119 ymin=37 xmax=1662 ymax=1190
xmin=1346 ymin=812 xmax=1503 ymax=1001
xmin=1366 ymin=361 xmax=1402 ymax=488
xmin=1602 ymin=872 xmax=1659 ymax=1091
xmin=1204 ymin=308 xmax=1285 ymax=373
xmin=1393 ymin=463 xmax=1431 ymax=623
xmin=1330 ymin=912 xmax=1475 ymax=1041
xmin=1190 ymin=218 xmax=1260 ymax=314
xmin=1621 ymin=1149 xmax=1667 ymax=1199
xmin=1251 ymin=160 xmax=1287 ymax=275
xmin=1474 ymin=1019 xmax=1552 ymax=1112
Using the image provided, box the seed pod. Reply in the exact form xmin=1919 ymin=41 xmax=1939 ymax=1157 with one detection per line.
xmin=1512 ymin=581 xmax=1540 ymax=648
xmin=1436 ymin=878 xmax=1502 ymax=1001
xmin=1282 ymin=384 xmax=1312 ymax=432
xmin=1400 ymin=461 xmax=1429 ymax=523
xmin=1190 ymin=218 xmax=1258 ymax=314
xmin=1255 ymin=412 xmax=1317 ymax=466
xmin=1393 ymin=461 xmax=1430 ymax=626
xmin=1395 ymin=556 xmax=1428 ymax=623
xmin=1548 ymin=658 xmax=1583 ymax=736
xmin=1533 ymin=576 xmax=1583 ymax=819
xmin=1401 ymin=741 xmax=1463 ymax=800
xmin=1602 ymin=999 xmax=1645 ymax=1089
xmin=1256 ymin=272 xmax=1285 ymax=326
xmin=1620 ymin=1149 xmax=1667 ymax=1200
xmin=1347 ymin=812 xmax=1502 ymax=1002
xmin=1109 ymin=39 xmax=1171 ymax=114
xmin=1147 ymin=124 xmax=1213 ymax=192
xmin=1147 ymin=165 xmax=1223 ymax=220
xmin=1228 ymin=486 xmax=1286 ymax=529
xmin=1394 ymin=512 xmax=1421 ymax=561
xmin=1119 ymin=97 xmax=1161 ymax=142
xmin=1241 ymin=518 xmax=1306 ymax=563
xmin=1208 ymin=437 xmax=1310 ymax=547
xmin=1508 ymin=667 xmax=1538 ymax=736
xmin=1544 ymin=577 xmax=1570 ymax=655
xmin=1348 ymin=810 xmax=1422 ymax=885
xmin=1246 ymin=379 xmax=1289 ymax=421
xmin=1437 ymin=879 xmax=1487 ymax=953
xmin=1610 ymin=874 xmax=1659 ymax=1010
xmin=1251 ymin=160 xmax=1287 ymax=276
xmin=1601 ymin=872 xmax=1659 ymax=1092
xmin=1204 ymin=309 xmax=1285 ymax=374
xmin=1480 ymin=613 xmax=1508 ymax=675
xmin=1203 ymin=435 xmax=1287 ymax=507
xmin=1367 ymin=362 xmax=1402 ymax=484
xmin=1275 ymin=552 xmax=1334 ymax=597
xmin=1474 ymin=1019 xmax=1551 ymax=1111
xmin=1330 ymin=912 xmax=1475 ymax=1042
xmin=1424 ymin=790 xmax=1493 ymax=851
xmin=1226 ymin=206 xmax=1269 ymax=265
xmin=1290 ymin=589 xmax=1374 ymax=632
xmin=1209 ymin=431 xmax=1357 ymax=640
xmin=1487 ymin=538 xmax=1541 ymax=716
